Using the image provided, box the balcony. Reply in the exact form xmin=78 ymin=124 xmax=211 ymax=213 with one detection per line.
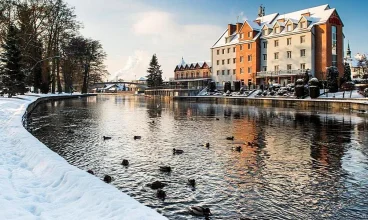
xmin=256 ymin=70 xmax=307 ymax=78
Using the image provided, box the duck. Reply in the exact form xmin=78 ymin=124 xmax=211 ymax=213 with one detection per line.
xmin=146 ymin=181 xmax=167 ymax=189
xmin=215 ymin=118 xmax=220 ymax=120
xmin=156 ymin=189 xmax=166 ymax=200
xmin=188 ymin=179 xmax=196 ymax=187
xmin=173 ymin=148 xmax=184 ymax=154
xmin=226 ymin=136 xmax=234 ymax=140
xmin=103 ymin=136 xmax=111 ymax=140
xmin=159 ymin=166 xmax=172 ymax=172
xmin=103 ymin=175 xmax=112 ymax=183
xmin=205 ymin=143 xmax=210 ymax=148
xmin=188 ymin=206 xmax=212 ymax=216
xmin=121 ymin=159 xmax=129 ymax=166
xmin=235 ymin=146 xmax=242 ymax=152
xmin=87 ymin=169 xmax=94 ymax=175
xmin=134 ymin=136 xmax=141 ymax=140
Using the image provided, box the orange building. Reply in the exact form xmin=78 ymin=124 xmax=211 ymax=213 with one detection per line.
xmin=211 ymin=4 xmax=345 ymax=89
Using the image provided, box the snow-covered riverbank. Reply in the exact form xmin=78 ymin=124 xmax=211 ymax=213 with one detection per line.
xmin=0 ymin=94 xmax=167 ymax=220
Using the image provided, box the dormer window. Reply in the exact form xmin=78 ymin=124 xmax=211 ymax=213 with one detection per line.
xmin=248 ymin=31 xmax=252 ymax=37
xmin=287 ymin=24 xmax=292 ymax=31
xmin=275 ymin=27 xmax=279 ymax=33
xmin=300 ymin=21 xmax=306 ymax=29
xmin=262 ymin=29 xmax=267 ymax=35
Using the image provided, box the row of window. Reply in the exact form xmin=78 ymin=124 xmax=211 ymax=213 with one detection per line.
xmin=216 ymin=43 xmax=253 ymax=55
xmin=216 ymin=49 xmax=306 ymax=66
xmin=176 ymin=72 xmax=209 ymax=78
xmin=262 ymin=36 xmax=306 ymax=48
xmin=262 ymin=63 xmax=306 ymax=72
xmin=216 ymin=67 xmax=252 ymax=75
xmin=262 ymin=21 xmax=308 ymax=36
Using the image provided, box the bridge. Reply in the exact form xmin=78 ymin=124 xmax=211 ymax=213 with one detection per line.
xmin=91 ymin=81 xmax=141 ymax=85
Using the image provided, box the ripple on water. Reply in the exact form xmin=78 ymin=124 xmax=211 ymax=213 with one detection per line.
xmin=28 ymin=95 xmax=368 ymax=219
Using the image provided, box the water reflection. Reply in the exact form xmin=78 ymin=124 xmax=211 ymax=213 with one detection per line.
xmin=27 ymin=95 xmax=368 ymax=219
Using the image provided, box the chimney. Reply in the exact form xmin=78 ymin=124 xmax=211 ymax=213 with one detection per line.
xmin=277 ymin=18 xmax=285 ymax=23
xmin=302 ymin=12 xmax=310 ymax=17
xmin=227 ymin=24 xmax=236 ymax=36
xmin=236 ymin=23 xmax=242 ymax=33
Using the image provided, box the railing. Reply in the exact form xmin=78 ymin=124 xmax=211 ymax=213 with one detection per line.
xmin=173 ymin=76 xmax=211 ymax=80
xmin=256 ymin=70 xmax=307 ymax=77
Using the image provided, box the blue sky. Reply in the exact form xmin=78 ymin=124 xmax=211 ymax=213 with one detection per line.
xmin=66 ymin=0 xmax=367 ymax=80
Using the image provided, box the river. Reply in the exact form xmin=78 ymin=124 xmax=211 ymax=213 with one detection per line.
xmin=26 ymin=95 xmax=368 ymax=219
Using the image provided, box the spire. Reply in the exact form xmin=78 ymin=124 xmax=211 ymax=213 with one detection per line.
xmin=179 ymin=57 xmax=186 ymax=66
xmin=347 ymin=41 xmax=351 ymax=58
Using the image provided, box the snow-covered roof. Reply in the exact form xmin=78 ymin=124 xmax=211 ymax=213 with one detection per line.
xmin=255 ymin=13 xmax=279 ymax=24
xmin=211 ymin=29 xmax=239 ymax=48
xmin=175 ymin=59 xmax=211 ymax=70
xmin=138 ymin=76 xmax=147 ymax=81
xmin=260 ymin=4 xmax=339 ymax=38
xmin=240 ymin=20 xmax=262 ymax=31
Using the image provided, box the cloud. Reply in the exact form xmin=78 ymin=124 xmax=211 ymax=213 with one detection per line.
xmin=110 ymin=50 xmax=151 ymax=80
xmin=131 ymin=11 xmax=223 ymax=80
xmin=238 ymin=11 xmax=248 ymax=22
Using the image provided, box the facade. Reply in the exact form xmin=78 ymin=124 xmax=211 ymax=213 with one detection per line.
xmin=211 ymin=4 xmax=344 ymax=88
xmin=172 ymin=58 xmax=211 ymax=89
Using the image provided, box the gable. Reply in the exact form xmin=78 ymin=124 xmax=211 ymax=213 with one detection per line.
xmin=328 ymin=10 xmax=343 ymax=26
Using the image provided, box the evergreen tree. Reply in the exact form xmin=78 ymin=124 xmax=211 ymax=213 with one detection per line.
xmin=326 ymin=66 xmax=339 ymax=93
xmin=0 ymin=24 xmax=24 ymax=97
xmin=146 ymin=54 xmax=163 ymax=87
xmin=343 ymin=62 xmax=352 ymax=82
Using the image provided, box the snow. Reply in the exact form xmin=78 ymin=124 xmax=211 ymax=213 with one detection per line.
xmin=317 ymin=90 xmax=365 ymax=99
xmin=0 ymin=94 xmax=167 ymax=220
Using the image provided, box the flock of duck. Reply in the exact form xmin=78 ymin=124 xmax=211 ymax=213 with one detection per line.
xmin=89 ymin=132 xmax=259 ymax=219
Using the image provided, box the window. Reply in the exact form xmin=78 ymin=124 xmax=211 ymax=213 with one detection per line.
xmin=332 ymin=26 xmax=337 ymax=48
xmin=263 ymin=54 xmax=267 ymax=60
xmin=274 ymin=40 xmax=279 ymax=47
xmin=222 ymin=70 xmax=225 ymax=75
xmin=233 ymin=47 xmax=236 ymax=52
xmin=248 ymin=44 xmax=252 ymax=49
xmin=300 ymin=36 xmax=305 ymax=43
xmin=262 ymin=30 xmax=267 ymax=35
xmin=300 ymin=63 xmax=306 ymax=70
xmin=300 ymin=21 xmax=306 ymax=28
xmin=248 ymin=55 xmax=252 ymax=61
xmin=233 ymin=69 xmax=236 ymax=75
xmin=274 ymin=65 xmax=279 ymax=72
xmin=240 ymin=33 xmax=244 ymax=39
xmin=181 ymin=73 xmax=184 ymax=78
xmin=191 ymin=72 xmax=194 ymax=78
xmin=240 ymin=56 xmax=243 ymax=62
xmin=300 ymin=49 xmax=306 ymax=57
xmin=275 ymin=27 xmax=279 ymax=33
xmin=217 ymin=50 xmax=219 ymax=55
xmin=217 ymin=60 xmax=219 ymax=65
xmin=274 ymin=52 xmax=279 ymax=59
xmin=227 ymin=59 xmax=230 ymax=64
xmin=287 ymin=64 xmax=292 ymax=72
xmin=287 ymin=51 xmax=292 ymax=58
xmin=262 ymin=66 xmax=267 ymax=71
xmin=332 ymin=55 xmax=337 ymax=67
xmin=248 ymin=31 xmax=252 ymax=37
xmin=248 ymin=67 xmax=251 ymax=73
xmin=227 ymin=69 xmax=230 ymax=75
xmin=240 ymin=67 xmax=244 ymax=74
xmin=240 ymin=45 xmax=243 ymax=50
xmin=263 ymin=41 xmax=267 ymax=48
xmin=196 ymin=72 xmax=200 ymax=77
xmin=287 ymin=24 xmax=292 ymax=31
xmin=233 ymin=58 xmax=236 ymax=63
xmin=217 ymin=70 xmax=219 ymax=75
xmin=222 ymin=49 xmax=225 ymax=54
xmin=287 ymin=38 xmax=291 ymax=45
xmin=227 ymin=48 xmax=230 ymax=53
xmin=222 ymin=60 xmax=225 ymax=65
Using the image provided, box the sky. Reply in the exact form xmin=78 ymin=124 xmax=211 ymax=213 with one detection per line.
xmin=65 ymin=0 xmax=368 ymax=81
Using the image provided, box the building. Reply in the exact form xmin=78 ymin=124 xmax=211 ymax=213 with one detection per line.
xmin=172 ymin=58 xmax=211 ymax=89
xmin=211 ymin=4 xmax=344 ymax=88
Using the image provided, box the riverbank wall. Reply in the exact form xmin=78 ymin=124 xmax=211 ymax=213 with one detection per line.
xmin=173 ymin=96 xmax=368 ymax=112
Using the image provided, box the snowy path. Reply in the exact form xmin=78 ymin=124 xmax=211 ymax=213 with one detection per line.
xmin=0 ymin=94 xmax=167 ymax=220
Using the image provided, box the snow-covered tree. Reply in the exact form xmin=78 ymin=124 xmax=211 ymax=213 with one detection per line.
xmin=0 ymin=24 xmax=25 ymax=97
xmin=326 ymin=66 xmax=339 ymax=93
xmin=146 ymin=54 xmax=163 ymax=87
xmin=343 ymin=62 xmax=352 ymax=82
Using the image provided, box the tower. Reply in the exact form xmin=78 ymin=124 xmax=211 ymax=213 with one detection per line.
xmin=258 ymin=5 xmax=265 ymax=17
xmin=346 ymin=41 xmax=351 ymax=58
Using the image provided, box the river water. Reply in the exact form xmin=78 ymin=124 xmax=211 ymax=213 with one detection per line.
xmin=26 ymin=95 xmax=368 ymax=219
